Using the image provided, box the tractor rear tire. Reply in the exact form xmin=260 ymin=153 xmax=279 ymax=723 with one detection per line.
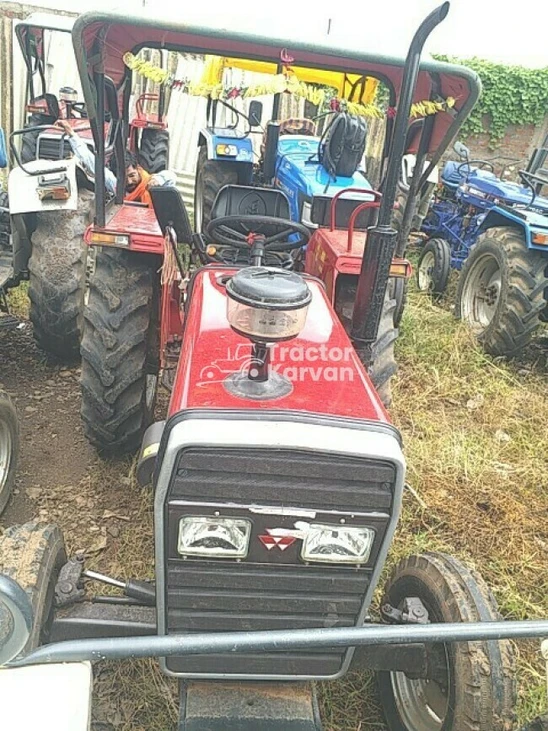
xmin=139 ymin=128 xmax=170 ymax=174
xmin=80 ymin=247 xmax=160 ymax=455
xmin=0 ymin=191 xmax=10 ymax=251
xmin=455 ymin=226 xmax=548 ymax=357
xmin=194 ymin=146 xmax=238 ymax=236
xmin=0 ymin=391 xmax=19 ymax=517
xmin=377 ymin=552 xmax=516 ymax=731
xmin=392 ymin=278 xmax=408 ymax=328
xmin=0 ymin=522 xmax=66 ymax=653
xmin=28 ymin=189 xmax=93 ymax=362
xmin=20 ymin=113 xmax=50 ymax=164
xmin=335 ymin=276 xmax=398 ymax=407
xmin=369 ymin=289 xmax=398 ymax=407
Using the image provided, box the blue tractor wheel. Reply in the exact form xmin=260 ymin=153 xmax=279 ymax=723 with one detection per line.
xmin=417 ymin=238 xmax=451 ymax=296
xmin=194 ymin=146 xmax=238 ymax=237
xmin=455 ymin=226 xmax=548 ymax=357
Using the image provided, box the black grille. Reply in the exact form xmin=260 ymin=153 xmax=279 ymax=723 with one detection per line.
xmin=37 ymin=137 xmax=94 ymax=161
xmin=37 ymin=137 xmax=72 ymax=160
xmin=170 ymin=448 xmax=395 ymax=510
xmin=164 ymin=446 xmax=396 ymax=678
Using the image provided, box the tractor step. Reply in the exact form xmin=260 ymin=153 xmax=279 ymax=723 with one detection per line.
xmin=178 ymin=682 xmax=322 ymax=730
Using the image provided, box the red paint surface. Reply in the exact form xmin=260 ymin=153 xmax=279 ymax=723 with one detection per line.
xmin=85 ymin=204 xmax=164 ymax=254
xmin=168 ymin=268 xmax=389 ymax=424
xmin=306 ymin=229 xmax=366 ymax=302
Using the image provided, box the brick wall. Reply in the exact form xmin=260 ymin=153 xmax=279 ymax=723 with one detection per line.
xmin=451 ymin=114 xmax=548 ymax=176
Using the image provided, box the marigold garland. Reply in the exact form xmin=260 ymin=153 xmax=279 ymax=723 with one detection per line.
xmin=123 ymin=52 xmax=456 ymax=119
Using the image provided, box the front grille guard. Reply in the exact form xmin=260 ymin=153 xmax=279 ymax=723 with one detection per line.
xmin=7 ymin=620 xmax=548 ymax=668
xmin=1 ymin=575 xmax=547 ymax=689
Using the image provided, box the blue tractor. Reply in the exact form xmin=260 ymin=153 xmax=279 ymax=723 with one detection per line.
xmin=417 ymin=139 xmax=548 ymax=356
xmin=194 ymin=100 xmax=376 ymax=236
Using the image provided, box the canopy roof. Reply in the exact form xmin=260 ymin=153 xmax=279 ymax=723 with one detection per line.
xmin=71 ymin=9 xmax=481 ymax=153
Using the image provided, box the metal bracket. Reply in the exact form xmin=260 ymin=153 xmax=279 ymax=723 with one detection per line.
xmin=55 ymin=557 xmax=85 ymax=607
xmin=381 ymin=597 xmax=430 ymax=625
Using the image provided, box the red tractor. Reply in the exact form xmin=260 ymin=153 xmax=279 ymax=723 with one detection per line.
xmin=76 ymin=7 xmax=481 ymax=454
xmin=6 ymin=13 xmax=169 ymax=360
xmin=1 ymin=5 xmax=548 ymax=731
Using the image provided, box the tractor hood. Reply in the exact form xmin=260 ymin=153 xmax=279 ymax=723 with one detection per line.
xmin=466 ymin=170 xmax=548 ymax=213
xmin=71 ymin=9 xmax=480 ymax=155
xmin=276 ymin=136 xmax=374 ymax=201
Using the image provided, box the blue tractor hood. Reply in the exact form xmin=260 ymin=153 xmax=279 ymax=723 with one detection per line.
xmin=275 ymin=136 xmax=374 ymax=203
xmin=466 ymin=169 xmax=548 ymax=213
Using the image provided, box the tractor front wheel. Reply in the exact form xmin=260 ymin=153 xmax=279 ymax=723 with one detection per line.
xmin=456 ymin=226 xmax=548 ymax=356
xmin=28 ymin=189 xmax=93 ymax=361
xmin=377 ymin=552 xmax=516 ymax=731
xmin=80 ymin=247 xmax=160 ymax=455
xmin=417 ymin=238 xmax=451 ymax=296
xmin=139 ymin=128 xmax=170 ymax=174
xmin=0 ymin=523 xmax=66 ymax=653
xmin=194 ymin=146 xmax=238 ymax=236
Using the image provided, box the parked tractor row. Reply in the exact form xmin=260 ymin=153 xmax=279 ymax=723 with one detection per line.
xmin=413 ymin=135 xmax=548 ymax=357
xmin=1 ymin=4 xmax=547 ymax=731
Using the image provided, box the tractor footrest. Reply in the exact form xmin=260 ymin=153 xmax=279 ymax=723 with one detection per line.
xmin=178 ymin=681 xmax=323 ymax=730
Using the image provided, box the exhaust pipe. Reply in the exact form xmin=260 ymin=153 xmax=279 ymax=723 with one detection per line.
xmin=351 ymin=2 xmax=450 ymax=362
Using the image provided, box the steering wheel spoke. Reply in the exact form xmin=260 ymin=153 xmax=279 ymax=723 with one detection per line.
xmin=206 ymin=214 xmax=310 ymax=254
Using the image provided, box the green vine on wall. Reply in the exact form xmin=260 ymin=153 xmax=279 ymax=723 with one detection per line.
xmin=433 ymin=54 xmax=548 ymax=146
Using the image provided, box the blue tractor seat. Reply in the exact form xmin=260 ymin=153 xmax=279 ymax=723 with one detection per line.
xmin=440 ymin=160 xmax=467 ymax=189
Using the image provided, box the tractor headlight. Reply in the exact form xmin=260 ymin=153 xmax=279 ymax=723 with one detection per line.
xmin=216 ymin=144 xmax=238 ymax=157
xmin=178 ymin=516 xmax=251 ymax=558
xmin=301 ymin=524 xmax=375 ymax=564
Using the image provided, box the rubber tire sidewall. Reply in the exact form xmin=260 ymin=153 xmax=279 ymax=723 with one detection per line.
xmin=417 ymin=238 xmax=451 ymax=295
xmin=377 ymin=553 xmax=516 ymax=731
xmin=194 ymin=146 xmax=238 ymax=237
xmin=0 ymin=391 xmax=19 ymax=516
xmin=0 ymin=523 xmax=66 ymax=654
xmin=139 ymin=128 xmax=170 ymax=175
xmin=28 ymin=189 xmax=92 ymax=361
xmin=455 ymin=227 xmax=548 ymax=357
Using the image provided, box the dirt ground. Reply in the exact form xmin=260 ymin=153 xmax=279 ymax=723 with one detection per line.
xmin=0 ymin=321 xmax=171 ymax=729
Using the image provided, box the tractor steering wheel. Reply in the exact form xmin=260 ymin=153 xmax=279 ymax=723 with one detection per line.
xmin=207 ymin=215 xmax=310 ymax=252
xmin=457 ymin=159 xmax=495 ymax=177
xmin=519 ymin=169 xmax=548 ymax=190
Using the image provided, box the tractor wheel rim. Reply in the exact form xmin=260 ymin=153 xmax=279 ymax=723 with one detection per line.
xmin=0 ymin=418 xmax=13 ymax=497
xmin=461 ymin=253 xmax=501 ymax=331
xmin=390 ymin=660 xmax=449 ymax=731
xmin=418 ymin=250 xmax=436 ymax=291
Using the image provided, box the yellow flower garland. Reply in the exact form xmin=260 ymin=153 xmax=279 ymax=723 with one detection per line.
xmin=123 ymin=52 xmax=455 ymax=119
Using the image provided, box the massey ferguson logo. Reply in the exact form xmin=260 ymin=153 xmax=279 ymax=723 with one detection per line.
xmin=258 ymin=534 xmax=296 ymax=551
xmin=258 ymin=527 xmax=305 ymax=551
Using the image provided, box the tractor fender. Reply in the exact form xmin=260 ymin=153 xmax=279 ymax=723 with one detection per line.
xmin=8 ymin=159 xmax=78 ymax=215
xmin=477 ymin=206 xmax=528 ymax=240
